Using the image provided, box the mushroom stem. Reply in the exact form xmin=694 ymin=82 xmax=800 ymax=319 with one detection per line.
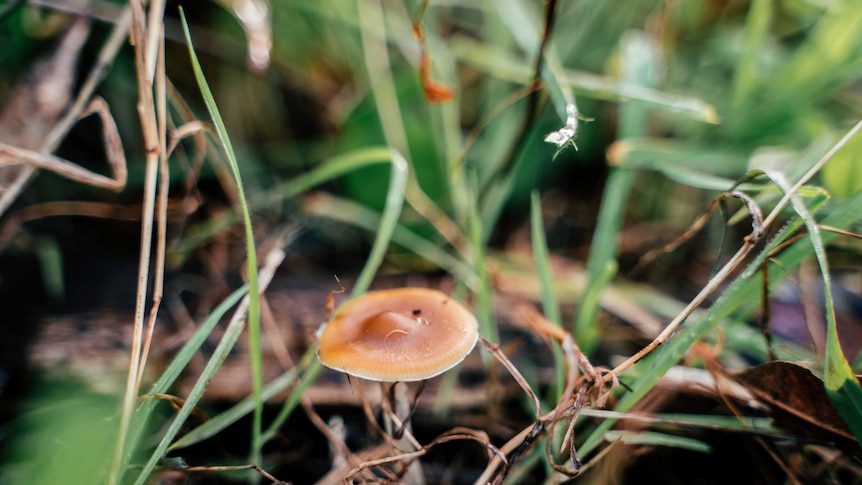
xmin=382 ymin=381 xmax=425 ymax=485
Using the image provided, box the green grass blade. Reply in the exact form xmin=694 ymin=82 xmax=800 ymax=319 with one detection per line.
xmin=605 ymin=430 xmax=712 ymax=454
xmin=530 ymin=190 xmax=568 ymax=421
xmin=303 ymin=192 xmax=475 ymax=289
xmin=131 ymin=278 xmax=265 ymax=485
xmin=450 ymin=37 xmax=718 ymax=123
xmin=530 ymin=191 xmax=561 ymax=327
xmin=731 ymin=0 xmax=772 ymax=114
xmin=765 ymin=169 xmax=862 ymax=442
xmin=574 ymin=260 xmax=616 ymax=355
xmin=469 ymin=178 xmax=497 ymax=351
xmin=576 ymin=31 xmax=656 ymax=344
xmin=351 ymin=151 xmax=408 ymax=297
xmin=181 ymin=8 xmax=263 ymax=477
xmin=122 ymin=285 xmax=249 ymax=464
xmin=579 ymin=188 xmax=862 ymax=456
xmin=278 ymin=146 xmax=394 ymax=199
xmin=172 ymin=146 xmax=395 ymax=256
xmin=610 ymin=138 xmax=749 ymax=177
xmin=169 ymin=354 xmax=307 ymax=451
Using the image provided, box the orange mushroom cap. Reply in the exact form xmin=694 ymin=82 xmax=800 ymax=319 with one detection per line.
xmin=317 ymin=287 xmax=478 ymax=382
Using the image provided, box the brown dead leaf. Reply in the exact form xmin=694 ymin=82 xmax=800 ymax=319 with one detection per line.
xmin=732 ymin=361 xmax=858 ymax=448
xmin=411 ymin=0 xmax=455 ymax=104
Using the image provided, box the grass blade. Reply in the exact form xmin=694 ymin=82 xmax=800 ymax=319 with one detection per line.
xmin=179 ymin=8 xmax=263 ymax=477
xmin=122 ymin=285 xmax=249 ymax=464
xmin=579 ymin=188 xmax=862 ymax=456
xmin=576 ymin=31 xmax=656 ymax=344
xmin=765 ymin=169 xmax=862 ymax=442
xmin=351 ymin=151 xmax=409 ymax=297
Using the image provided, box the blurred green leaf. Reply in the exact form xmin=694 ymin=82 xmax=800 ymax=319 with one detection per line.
xmin=605 ymin=430 xmax=712 ymax=453
xmin=821 ymin=130 xmax=862 ymax=198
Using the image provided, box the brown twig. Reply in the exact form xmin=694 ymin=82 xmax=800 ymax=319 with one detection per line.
xmin=609 ymin=190 xmax=766 ymax=380
xmin=109 ymin=1 xmax=166 ymax=483
xmin=179 ymin=464 xmax=287 ymax=484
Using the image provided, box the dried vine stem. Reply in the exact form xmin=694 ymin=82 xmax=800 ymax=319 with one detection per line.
xmin=475 ymin=308 xmax=617 ymax=484
xmin=611 ymin=125 xmax=862 ymax=377
xmin=109 ymin=1 xmax=168 ymax=484
xmin=180 ymin=464 xmax=286 ymax=484
xmin=346 ymin=428 xmax=505 ymax=483
xmin=607 ymin=190 xmax=766 ymax=381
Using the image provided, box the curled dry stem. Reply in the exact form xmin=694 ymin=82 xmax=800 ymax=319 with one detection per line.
xmin=179 ymin=464 xmax=286 ymax=484
xmin=475 ymin=309 xmax=619 ymax=484
xmin=607 ymin=190 xmax=766 ymax=381
xmin=346 ymin=428 xmax=506 ymax=483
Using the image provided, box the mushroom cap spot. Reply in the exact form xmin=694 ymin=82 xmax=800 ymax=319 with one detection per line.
xmin=317 ymin=287 xmax=478 ymax=382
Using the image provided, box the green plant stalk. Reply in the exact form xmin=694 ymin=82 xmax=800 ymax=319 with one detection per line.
xmin=529 ymin=190 xmax=569 ymax=460
xmin=766 ymin=170 xmax=862 ymax=442
xmin=122 ymin=285 xmax=249 ymax=465
xmin=173 ymin=146 xmax=395 ymax=256
xmin=261 ymin=149 xmax=409 ymax=445
xmin=529 ymin=191 xmax=566 ymax=397
xmin=579 ymin=188 xmax=862 ymax=456
xmin=469 ymin=180 xmax=498 ymax=358
xmin=731 ymin=0 xmax=771 ymax=115
xmin=351 ymin=152 xmax=409 ymax=297
xmin=170 ymin=350 xmax=309 ymax=451
xmin=131 ymin=271 xmax=268 ymax=485
xmin=576 ymin=31 xmax=655 ymax=345
xmin=179 ymin=9 xmax=263 ymax=478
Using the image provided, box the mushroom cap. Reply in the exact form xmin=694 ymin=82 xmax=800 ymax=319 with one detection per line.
xmin=317 ymin=287 xmax=478 ymax=382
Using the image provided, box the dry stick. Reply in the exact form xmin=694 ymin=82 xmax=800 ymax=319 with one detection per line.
xmin=608 ymin=121 xmax=862 ymax=379
xmin=473 ymin=336 xmax=547 ymax=485
xmin=44 ymin=7 xmax=132 ymax=151
xmin=298 ymin=398 xmax=368 ymax=477
xmin=347 ymin=381 xmax=414 ymax=482
xmin=763 ymin=120 xmax=862 ymax=230
xmin=180 ymin=464 xmax=286 ymax=484
xmin=819 ymin=225 xmax=862 ymax=240
xmin=165 ymin=83 xmax=212 ymax=198
xmin=0 ymin=16 xmax=89 ymax=163
xmin=475 ymin=313 xmax=615 ymax=484
xmin=480 ymin=337 xmax=542 ymax=421
xmin=137 ymin=28 xmax=169 ymax=385
xmin=353 ymin=380 xmax=401 ymax=453
xmin=0 ymin=10 xmax=130 ymax=215
xmin=109 ymin=2 xmax=163 ymax=483
xmin=347 ymin=429 xmax=506 ymax=483
xmin=144 ymin=0 xmax=166 ymax=81
xmin=607 ymin=191 xmax=765 ymax=381
xmin=0 ymin=128 xmax=125 ymax=189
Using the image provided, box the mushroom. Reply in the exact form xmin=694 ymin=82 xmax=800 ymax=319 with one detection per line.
xmin=318 ymin=287 xmax=479 ymax=382
xmin=317 ymin=287 xmax=478 ymax=482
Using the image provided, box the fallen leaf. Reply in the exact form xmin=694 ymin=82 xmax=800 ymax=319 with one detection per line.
xmin=732 ymin=360 xmax=859 ymax=448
